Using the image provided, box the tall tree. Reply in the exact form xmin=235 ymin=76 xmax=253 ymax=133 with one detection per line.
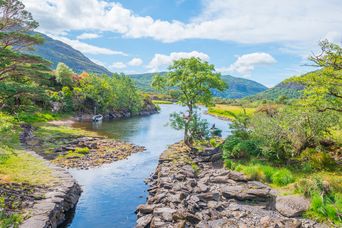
xmin=152 ymin=57 xmax=226 ymax=146
xmin=0 ymin=0 xmax=51 ymax=110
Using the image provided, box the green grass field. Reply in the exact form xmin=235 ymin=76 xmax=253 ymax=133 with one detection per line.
xmin=208 ymin=105 xmax=256 ymax=119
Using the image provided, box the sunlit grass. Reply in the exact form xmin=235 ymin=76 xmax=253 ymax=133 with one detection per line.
xmin=208 ymin=105 xmax=255 ymax=119
xmin=152 ymin=100 xmax=173 ymax=104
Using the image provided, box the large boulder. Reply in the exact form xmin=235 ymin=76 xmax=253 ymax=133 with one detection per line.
xmin=275 ymin=195 xmax=311 ymax=217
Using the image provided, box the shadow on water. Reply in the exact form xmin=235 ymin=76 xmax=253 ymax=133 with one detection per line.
xmin=61 ymin=104 xmax=231 ymax=228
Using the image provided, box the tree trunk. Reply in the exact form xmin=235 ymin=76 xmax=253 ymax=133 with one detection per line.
xmin=184 ymin=104 xmax=193 ymax=147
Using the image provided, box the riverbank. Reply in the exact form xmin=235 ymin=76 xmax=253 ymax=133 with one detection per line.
xmin=22 ymin=123 xmax=145 ymax=169
xmin=136 ymin=142 xmax=326 ymax=227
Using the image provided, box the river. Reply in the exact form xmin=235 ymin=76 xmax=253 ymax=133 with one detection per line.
xmin=62 ymin=104 xmax=230 ymax=228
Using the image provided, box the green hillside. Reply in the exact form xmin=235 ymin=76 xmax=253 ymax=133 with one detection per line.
xmin=128 ymin=73 xmax=268 ymax=99
xmin=27 ymin=32 xmax=112 ymax=75
xmin=246 ymin=81 xmax=304 ymax=101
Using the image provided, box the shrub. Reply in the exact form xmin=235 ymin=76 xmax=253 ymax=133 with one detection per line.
xmin=272 ymin=169 xmax=294 ymax=186
xmin=222 ymin=136 xmax=259 ymax=159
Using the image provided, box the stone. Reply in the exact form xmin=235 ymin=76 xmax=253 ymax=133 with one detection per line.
xmin=136 ymin=204 xmax=155 ymax=214
xmin=227 ymin=171 xmax=248 ymax=182
xmin=136 ymin=214 xmax=153 ymax=228
xmin=197 ymin=192 xmax=220 ymax=202
xmin=275 ymin=195 xmax=311 ymax=217
xmin=154 ymin=207 xmax=176 ymax=222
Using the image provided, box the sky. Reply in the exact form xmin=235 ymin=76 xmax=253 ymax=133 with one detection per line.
xmin=22 ymin=0 xmax=342 ymax=87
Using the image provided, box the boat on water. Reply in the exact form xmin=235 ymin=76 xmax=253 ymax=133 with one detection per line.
xmin=92 ymin=114 xmax=103 ymax=122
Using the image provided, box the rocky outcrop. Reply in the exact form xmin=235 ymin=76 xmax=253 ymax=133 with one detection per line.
xmin=19 ymin=150 xmax=81 ymax=228
xmin=136 ymin=143 xmax=325 ymax=228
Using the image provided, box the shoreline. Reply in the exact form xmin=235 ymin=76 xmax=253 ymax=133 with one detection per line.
xmin=19 ymin=129 xmax=82 ymax=228
xmin=136 ymin=142 xmax=324 ymax=227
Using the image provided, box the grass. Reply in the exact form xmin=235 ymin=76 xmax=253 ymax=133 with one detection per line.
xmin=0 ymin=113 xmax=55 ymax=186
xmin=225 ymin=158 xmax=342 ymax=225
xmin=208 ymin=105 xmax=255 ymax=119
xmin=152 ymin=100 xmax=173 ymax=105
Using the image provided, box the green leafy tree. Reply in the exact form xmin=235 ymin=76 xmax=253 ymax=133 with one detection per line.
xmin=0 ymin=0 xmax=51 ymax=111
xmin=55 ymin=63 xmax=74 ymax=87
xmin=293 ymin=40 xmax=342 ymax=112
xmin=152 ymin=57 xmax=226 ymax=146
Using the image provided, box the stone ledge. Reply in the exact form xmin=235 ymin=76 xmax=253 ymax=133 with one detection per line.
xmin=20 ymin=150 xmax=82 ymax=228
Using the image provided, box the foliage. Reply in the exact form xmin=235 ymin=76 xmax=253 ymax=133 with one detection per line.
xmin=250 ymin=106 xmax=337 ymax=161
xmin=79 ymin=73 xmax=143 ymax=114
xmin=292 ymin=40 xmax=342 ymax=113
xmin=0 ymin=0 xmax=52 ymax=112
xmin=170 ymin=111 xmax=210 ymax=141
xmin=55 ymin=63 xmax=74 ymax=87
xmin=153 ymin=57 xmax=226 ymax=145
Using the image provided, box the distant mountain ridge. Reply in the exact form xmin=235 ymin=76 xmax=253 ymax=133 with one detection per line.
xmin=28 ymin=32 xmax=112 ymax=75
xmin=128 ymin=73 xmax=268 ymax=99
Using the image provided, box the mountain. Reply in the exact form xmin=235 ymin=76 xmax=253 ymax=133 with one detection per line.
xmin=245 ymin=81 xmax=304 ymax=101
xmin=244 ymin=71 xmax=322 ymax=101
xmin=128 ymin=73 xmax=268 ymax=99
xmin=28 ymin=32 xmax=112 ymax=75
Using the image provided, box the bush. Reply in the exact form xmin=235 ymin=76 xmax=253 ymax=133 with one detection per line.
xmin=272 ymin=169 xmax=295 ymax=186
xmin=223 ymin=136 xmax=259 ymax=159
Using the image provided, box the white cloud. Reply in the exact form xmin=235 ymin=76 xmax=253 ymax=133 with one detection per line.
xmin=77 ymin=33 xmax=101 ymax=40
xmin=128 ymin=58 xmax=143 ymax=66
xmin=110 ymin=62 xmax=127 ymax=69
xmin=218 ymin=52 xmax=276 ymax=75
xmin=147 ymin=51 xmax=209 ymax=72
xmin=23 ymin=0 xmax=342 ymax=45
xmin=48 ymin=34 xmax=127 ymax=56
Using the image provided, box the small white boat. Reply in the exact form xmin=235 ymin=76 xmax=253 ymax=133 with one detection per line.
xmin=92 ymin=114 xmax=103 ymax=122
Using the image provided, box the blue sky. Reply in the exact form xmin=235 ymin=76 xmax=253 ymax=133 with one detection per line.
xmin=23 ymin=0 xmax=342 ymax=87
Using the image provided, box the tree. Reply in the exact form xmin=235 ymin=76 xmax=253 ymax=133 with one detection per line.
xmin=0 ymin=0 xmax=51 ymax=111
xmin=152 ymin=57 xmax=226 ymax=146
xmin=0 ymin=0 xmax=50 ymax=81
xmin=55 ymin=63 xmax=74 ymax=87
xmin=293 ymin=40 xmax=342 ymax=113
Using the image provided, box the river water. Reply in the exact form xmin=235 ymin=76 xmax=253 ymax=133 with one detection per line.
xmin=63 ymin=104 xmax=230 ymax=228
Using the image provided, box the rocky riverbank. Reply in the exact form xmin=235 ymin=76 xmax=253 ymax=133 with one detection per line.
xmin=136 ymin=143 xmax=327 ymax=228
xmin=19 ymin=150 xmax=82 ymax=228
xmin=22 ymin=124 xmax=145 ymax=169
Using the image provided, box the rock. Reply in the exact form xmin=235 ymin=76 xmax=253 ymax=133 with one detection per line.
xmin=221 ymin=185 xmax=272 ymax=201
xmin=185 ymin=213 xmax=201 ymax=224
xmin=227 ymin=171 xmax=248 ymax=182
xmin=153 ymin=207 xmax=176 ymax=222
xmin=275 ymin=195 xmax=311 ymax=217
xmin=136 ymin=204 xmax=155 ymax=214
xmin=197 ymin=192 xmax=220 ymax=202
xmin=136 ymin=214 xmax=153 ymax=228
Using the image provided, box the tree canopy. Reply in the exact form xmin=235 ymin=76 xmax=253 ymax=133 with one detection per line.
xmin=152 ymin=57 xmax=226 ymax=145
